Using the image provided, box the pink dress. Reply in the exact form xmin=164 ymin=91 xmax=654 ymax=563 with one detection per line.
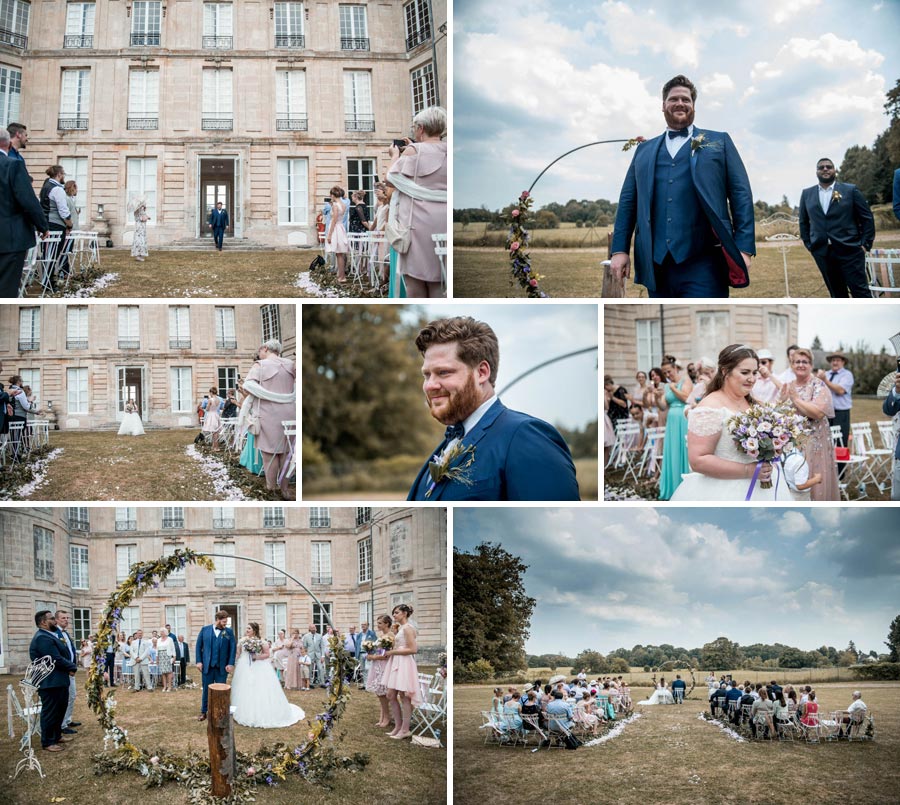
xmin=781 ymin=378 xmax=839 ymax=502
xmin=381 ymin=625 xmax=422 ymax=705
xmin=365 ymin=647 xmax=388 ymax=696
xmin=283 ymin=638 xmax=301 ymax=690
xmin=202 ymin=395 xmax=222 ymax=433
xmin=326 ymin=200 xmax=349 ymax=253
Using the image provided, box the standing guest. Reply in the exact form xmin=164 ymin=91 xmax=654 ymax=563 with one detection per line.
xmin=156 ymin=628 xmax=175 ymax=693
xmin=799 ymin=157 xmax=875 ymax=298
xmin=370 ymin=182 xmax=395 ymax=292
xmin=348 ymin=190 xmax=370 ymax=233
xmin=55 ymin=610 xmax=80 ymax=734
xmin=201 ymin=386 xmax=223 ymax=450
xmin=893 ymin=167 xmax=900 ymax=223
xmin=358 ymin=620 xmax=376 ymax=675
xmin=7 ymin=123 xmax=29 ymax=173
xmin=386 ymin=106 xmax=448 ymax=298
xmin=40 ymin=165 xmax=72 ymax=284
xmin=630 ymin=371 xmax=649 ymax=407
xmin=646 ymin=367 xmax=667 ymax=428
xmin=272 ymin=629 xmax=290 ymax=684
xmin=365 ymin=614 xmax=394 ymax=727
xmin=208 ymin=201 xmax=228 ymax=251
xmin=325 ymin=186 xmax=349 ymax=284
xmin=131 ymin=629 xmax=152 ymax=692
xmin=170 ymin=632 xmax=185 ymax=688
xmin=105 ymin=634 xmax=120 ymax=688
xmin=604 ymin=376 xmax=630 ymax=427
xmin=298 ymin=645 xmax=312 ymax=691
xmin=780 ymin=348 xmax=839 ymax=501
xmin=129 ymin=195 xmax=149 ymax=262
xmin=321 ymin=197 xmax=334 ymax=268
xmin=221 ymin=390 xmax=238 ymax=419
xmin=751 ymin=349 xmax=782 ymax=403
xmin=381 ymin=604 xmax=422 ymax=740
xmin=817 ymin=351 xmax=854 ymax=463
xmin=283 ymin=628 xmax=302 ymax=691
xmin=657 ymin=357 xmax=692 ymax=500
xmin=883 ymin=371 xmax=900 ymax=501
xmin=64 ymin=181 xmax=80 ymax=231
xmin=176 ymin=634 xmax=190 ymax=686
xmin=302 ymin=624 xmax=325 ymax=688
xmin=80 ymin=639 xmax=92 ymax=669
xmin=778 ymin=344 xmax=800 ymax=385
xmin=29 ymin=610 xmax=78 ymax=752
xmin=236 ymin=378 xmax=263 ymax=474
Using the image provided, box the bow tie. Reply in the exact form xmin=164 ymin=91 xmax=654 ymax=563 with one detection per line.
xmin=444 ymin=423 xmax=465 ymax=441
xmin=667 ymin=128 xmax=689 ymax=138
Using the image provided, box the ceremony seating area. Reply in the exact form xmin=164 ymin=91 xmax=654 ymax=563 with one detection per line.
xmin=831 ymin=421 xmax=896 ymax=499
xmin=0 ymin=420 xmax=51 ymax=467
xmin=18 ymin=231 xmax=101 ymax=297
xmin=865 ymin=249 xmax=900 ymax=296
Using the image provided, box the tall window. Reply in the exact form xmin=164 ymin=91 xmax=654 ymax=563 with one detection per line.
xmin=312 ymin=602 xmax=332 ymax=633
xmin=343 ymin=71 xmax=373 ymax=131
xmin=33 ymin=526 xmax=54 ymax=580
xmin=0 ymin=66 xmax=21 ymax=128
xmin=260 ymin=305 xmax=281 ymax=343
xmin=275 ymin=69 xmax=307 ymax=131
xmin=0 ymin=0 xmax=29 ymax=49
xmin=169 ymin=306 xmax=190 ymax=349
xmin=58 ymin=157 xmax=88 ymax=216
xmin=203 ymin=2 xmax=233 ymax=48
xmin=403 ymin=0 xmax=431 ymax=50
xmin=215 ymin=306 xmax=236 ymax=349
xmin=212 ymin=506 xmax=235 ymax=529
xmin=767 ymin=313 xmax=789 ymax=371
xmin=265 ymin=603 xmax=287 ymax=641
xmin=68 ymin=507 xmax=89 ymax=531
xmin=635 ymin=319 xmax=662 ymax=375
xmin=355 ymin=507 xmax=372 ymax=526
xmin=70 ymin=546 xmax=89 ymax=589
xmin=311 ymin=541 xmax=331 ymax=585
xmin=410 ymin=62 xmax=436 ymax=114
xmin=162 ymin=507 xmax=184 ymax=529
xmin=117 ymin=305 xmax=140 ymax=349
xmin=346 ymin=158 xmax=376 ymax=212
xmin=170 ymin=367 xmax=192 ymax=412
xmin=165 ymin=605 xmax=186 ymax=638
xmin=359 ymin=601 xmax=372 ymax=627
xmin=64 ymin=2 xmax=95 ymax=48
xmin=127 ymin=69 xmax=159 ymax=129
xmin=115 ymin=507 xmax=137 ymax=531
xmin=214 ymin=542 xmax=236 ymax=586
xmin=66 ymin=306 xmax=88 ymax=350
xmin=309 ymin=507 xmax=330 ymax=528
xmin=59 ymin=68 xmax=90 ymax=129
xmin=18 ymin=307 xmax=39 ymax=350
xmin=276 ymin=158 xmax=308 ymax=224
xmin=131 ymin=1 xmax=161 ymax=46
xmin=339 ymin=4 xmax=368 ymax=50
xmin=389 ymin=522 xmax=411 ymax=573
xmin=265 ymin=541 xmax=286 ymax=585
xmin=391 ymin=591 xmax=415 ymax=610
xmin=19 ymin=369 xmax=40 ymax=407
xmin=116 ymin=544 xmax=137 ymax=582
xmin=72 ymin=608 xmax=91 ymax=643
xmin=67 ymin=368 xmax=88 ymax=414
xmin=696 ymin=312 xmax=731 ymax=354
xmin=263 ymin=506 xmax=285 ymax=528
xmin=357 ymin=537 xmax=372 ymax=584
xmin=165 ymin=560 xmax=185 ymax=587
xmin=217 ymin=367 xmax=237 ymax=397
xmin=126 ymin=156 xmax=157 ymax=221
xmin=274 ymin=2 xmax=304 ymax=47
xmin=120 ymin=606 xmax=140 ymax=636
xmin=202 ymin=68 xmax=233 ymax=130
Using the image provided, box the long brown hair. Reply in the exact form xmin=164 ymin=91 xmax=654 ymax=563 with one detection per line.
xmin=704 ymin=344 xmax=759 ymax=403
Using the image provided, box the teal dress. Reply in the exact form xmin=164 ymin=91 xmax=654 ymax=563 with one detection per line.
xmin=388 ymin=248 xmax=406 ymax=298
xmin=659 ymin=380 xmax=689 ymax=500
xmin=239 ymin=433 xmax=264 ymax=474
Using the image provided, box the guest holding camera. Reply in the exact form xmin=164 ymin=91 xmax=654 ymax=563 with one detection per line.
xmin=884 ymin=371 xmax=900 ymax=501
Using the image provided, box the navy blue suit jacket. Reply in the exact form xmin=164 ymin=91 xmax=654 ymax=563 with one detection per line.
xmin=407 ymin=400 xmax=580 ymax=501
xmin=195 ymin=625 xmax=236 ymax=674
xmin=611 ymin=129 xmax=755 ymax=293
xmin=29 ymin=629 xmax=78 ymax=688
xmin=208 ymin=208 xmax=229 ymax=231
xmin=883 ymin=388 xmax=900 ymax=459
xmin=0 ymin=155 xmax=48 ymax=253
xmin=799 ymin=182 xmax=875 ymax=254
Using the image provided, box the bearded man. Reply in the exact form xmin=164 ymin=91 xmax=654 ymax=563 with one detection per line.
xmin=407 ymin=317 xmax=580 ymax=501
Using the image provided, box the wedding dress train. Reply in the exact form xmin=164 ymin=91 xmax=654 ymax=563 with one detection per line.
xmin=230 ymin=652 xmax=304 ymax=728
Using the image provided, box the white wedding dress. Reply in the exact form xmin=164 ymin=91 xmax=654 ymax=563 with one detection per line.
xmin=638 ymin=684 xmax=675 ymax=705
xmin=230 ymin=651 xmax=304 ymax=728
xmin=118 ymin=409 xmax=145 ymax=436
xmin=670 ymin=406 xmax=792 ymax=501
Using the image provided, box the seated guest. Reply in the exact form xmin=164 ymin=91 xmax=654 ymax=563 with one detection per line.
xmin=739 ymin=685 xmax=755 ymax=723
xmin=773 ymin=690 xmax=791 ymax=733
xmin=839 ymin=691 xmax=868 ymax=737
xmin=709 ymin=683 xmax=727 ymax=716
xmin=725 ymin=680 xmax=744 ymax=723
xmin=501 ymin=688 xmax=523 ymax=732
xmin=575 ymin=692 xmax=600 ymax=735
xmin=521 ymin=689 xmax=542 ymax=729
xmin=626 ymin=404 xmax=647 ymax=452
xmin=751 ymin=685 xmax=776 ymax=740
xmin=786 ymin=689 xmax=799 ymax=719
xmin=545 ymin=690 xmax=574 ymax=732
xmin=768 ymin=679 xmax=782 ymax=700
xmin=671 ymin=674 xmax=686 ymax=703
xmin=800 ymin=690 xmax=819 ymax=727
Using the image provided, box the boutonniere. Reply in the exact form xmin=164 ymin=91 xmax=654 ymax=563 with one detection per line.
xmin=690 ymin=133 xmax=709 ymax=155
xmin=425 ymin=440 xmax=476 ymax=498
xmin=831 ymin=189 xmax=842 ymax=204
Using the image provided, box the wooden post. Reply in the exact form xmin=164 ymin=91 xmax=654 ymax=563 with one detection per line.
xmin=207 ymin=683 xmax=234 ymax=798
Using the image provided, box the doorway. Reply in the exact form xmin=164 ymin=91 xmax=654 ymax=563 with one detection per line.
xmin=117 ymin=366 xmax=145 ymax=420
xmin=199 ymin=158 xmax=235 ymax=238
xmin=214 ymin=603 xmax=240 ymax=636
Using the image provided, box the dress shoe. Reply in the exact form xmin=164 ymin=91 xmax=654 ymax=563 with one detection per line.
xmin=69 ymin=721 xmax=82 ymax=727
xmin=43 ymin=744 xmax=65 ymax=752
xmin=61 ymin=727 xmax=77 ymax=734
xmin=58 ymin=736 xmax=74 ymax=743
xmin=197 ymin=713 xmax=207 ymax=721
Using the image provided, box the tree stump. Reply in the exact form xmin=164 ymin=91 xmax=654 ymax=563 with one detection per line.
xmin=207 ymin=683 xmax=235 ymax=798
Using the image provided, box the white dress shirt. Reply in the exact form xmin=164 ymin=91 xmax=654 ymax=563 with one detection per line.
xmin=665 ymin=123 xmax=694 ymax=158
xmin=818 ymin=182 xmax=836 ymax=214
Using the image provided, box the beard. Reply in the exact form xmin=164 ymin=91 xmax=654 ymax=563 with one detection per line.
xmin=426 ymin=371 xmax=483 ymax=426
xmin=663 ymin=106 xmax=695 ymax=129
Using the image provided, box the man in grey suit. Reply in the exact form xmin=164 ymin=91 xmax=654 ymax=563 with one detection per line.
xmin=302 ymin=625 xmax=326 ymax=687
xmin=130 ymin=629 xmax=153 ymax=691
xmin=0 ymin=128 xmax=48 ymax=297
xmin=799 ymin=157 xmax=875 ymax=298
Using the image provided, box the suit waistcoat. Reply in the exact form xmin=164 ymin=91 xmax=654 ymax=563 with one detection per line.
xmin=652 ymin=142 xmax=713 ymax=264
xmin=211 ymin=629 xmax=225 ymax=666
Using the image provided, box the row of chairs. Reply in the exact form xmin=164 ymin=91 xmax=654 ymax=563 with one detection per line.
xmin=0 ymin=420 xmax=51 ymax=466
xmin=831 ymin=421 xmax=896 ymax=499
xmin=19 ymin=231 xmax=101 ymax=298
xmin=606 ymin=419 xmax=665 ymax=484
xmin=866 ymin=249 xmax=900 ymax=296
xmin=715 ymin=699 xmax=874 ymax=743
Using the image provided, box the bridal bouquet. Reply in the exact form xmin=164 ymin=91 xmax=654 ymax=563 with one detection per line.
xmin=361 ymin=639 xmax=378 ymax=654
xmin=240 ymin=636 xmax=265 ymax=662
xmin=726 ymin=402 xmax=811 ymax=489
xmin=377 ymin=634 xmax=395 ymax=651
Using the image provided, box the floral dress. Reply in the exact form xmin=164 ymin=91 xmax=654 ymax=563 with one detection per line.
xmin=780 ymin=378 xmax=839 ymax=501
xmin=131 ymin=205 xmax=148 ymax=258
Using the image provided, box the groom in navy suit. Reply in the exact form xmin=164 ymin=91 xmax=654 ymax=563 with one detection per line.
xmin=610 ymin=75 xmax=755 ymax=298
xmin=798 ymin=157 xmax=875 ymax=298
xmin=208 ymin=201 xmax=229 ymax=251
xmin=407 ymin=317 xmax=580 ymax=501
xmin=195 ymin=610 xmax=236 ymax=720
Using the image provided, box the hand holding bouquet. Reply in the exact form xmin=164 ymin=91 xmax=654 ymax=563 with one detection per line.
xmin=239 ymin=636 xmax=264 ymax=662
xmin=726 ymin=402 xmax=811 ymax=489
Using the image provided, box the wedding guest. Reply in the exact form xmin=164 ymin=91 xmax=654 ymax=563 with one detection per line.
xmin=128 ymin=195 xmax=149 ymax=262
xmin=283 ymin=629 xmax=302 ymax=690
xmin=627 ymin=404 xmax=646 ymax=454
xmin=30 ymin=610 xmax=78 ymax=752
xmin=325 ymin=186 xmax=349 ymax=283
xmin=202 ymin=386 xmax=223 ymax=450
xmin=751 ymin=348 xmax=782 ymax=403
xmin=657 ymin=357 xmax=692 ymax=499
xmin=302 ymin=625 xmax=325 ymax=687
xmin=647 ymin=367 xmax=667 ymax=428
xmin=779 ymin=348 xmax=839 ymax=501
xmin=131 ymin=629 xmax=152 ymax=692
xmin=521 ymin=689 xmax=543 ymax=731
xmin=358 ymin=621 xmax=376 ymax=676
xmin=883 ymin=371 xmax=900 ymax=500
xmin=54 ymin=610 xmax=79 ymax=734
xmin=501 ymin=688 xmax=523 ymax=733
xmin=7 ymin=122 xmax=29 ymax=174
xmin=838 ymin=691 xmax=868 ymax=737
xmin=365 ymin=614 xmax=394 ymax=727
xmin=546 ymin=690 xmax=574 ymax=733
xmin=773 ymin=690 xmax=791 ymax=734
xmin=800 ymin=690 xmax=819 ymax=729
xmin=575 ymin=691 xmax=600 ymax=735
xmin=751 ymin=685 xmax=775 ymax=739
xmin=605 ymin=375 xmax=630 ymax=427
xmin=156 ymin=628 xmax=175 ymax=693
xmin=298 ymin=646 xmax=311 ymax=691
xmin=386 ymin=106 xmax=448 ymax=298
xmin=381 ymin=604 xmax=422 ymax=739
xmin=491 ymin=687 xmax=504 ymax=718
xmin=778 ymin=344 xmax=800 ymax=385
xmin=688 ymin=357 xmax=715 ymax=407
xmin=630 ymin=371 xmax=649 ymax=406
xmin=80 ymin=639 xmax=92 ymax=669
xmin=272 ymin=629 xmax=289 ymax=683
xmin=64 ymin=180 xmax=80 ymax=231
xmin=817 ymin=351 xmax=854 ymax=467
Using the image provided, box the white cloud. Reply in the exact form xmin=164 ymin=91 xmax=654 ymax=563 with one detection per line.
xmin=811 ymin=508 xmax=842 ymax=529
xmin=701 ymin=72 xmax=736 ymax=95
xmin=780 ymin=511 xmax=812 ymax=536
xmin=597 ymin=1 xmax=702 ymax=67
xmin=764 ymin=0 xmax=823 ymax=24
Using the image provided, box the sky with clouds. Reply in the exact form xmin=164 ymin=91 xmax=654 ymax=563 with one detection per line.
xmin=454 ymin=507 xmax=900 ymax=656
xmin=454 ymin=0 xmax=900 ymax=211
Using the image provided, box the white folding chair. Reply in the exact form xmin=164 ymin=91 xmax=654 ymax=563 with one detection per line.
xmin=851 ymin=422 xmax=891 ymax=491
xmin=432 ymin=233 xmax=447 ymax=295
xmin=865 ymin=249 xmax=900 ymax=297
xmin=411 ymin=675 xmax=446 ymax=746
xmin=6 ymin=422 xmax=26 ymax=462
xmin=877 ymin=420 xmax=897 ymax=452
xmin=638 ymin=426 xmax=666 ymax=478
xmin=17 ymin=235 xmax=42 ymax=297
xmin=479 ymin=710 xmax=504 ymax=745
xmin=218 ymin=417 xmax=240 ymax=453
xmin=30 ymin=231 xmax=64 ymax=297
xmin=346 ymin=233 xmax=369 ymax=289
xmin=367 ymin=231 xmax=388 ymax=291
xmin=279 ymin=420 xmax=296 ymax=485
xmin=831 ymin=425 xmax=866 ymax=500
xmin=26 ymin=420 xmax=50 ymax=450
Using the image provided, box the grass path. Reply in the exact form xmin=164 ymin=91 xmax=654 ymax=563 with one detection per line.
xmin=28 ymin=430 xmax=219 ymax=501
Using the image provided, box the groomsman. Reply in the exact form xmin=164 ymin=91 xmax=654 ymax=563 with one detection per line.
xmin=208 ymin=201 xmax=229 ymax=251
xmin=29 ymin=610 xmax=78 ymax=752
xmin=55 ymin=610 xmax=81 ymax=734
xmin=302 ymin=625 xmax=326 ymax=687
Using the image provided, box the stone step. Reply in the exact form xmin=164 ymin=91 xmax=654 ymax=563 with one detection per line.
xmin=157 ymin=238 xmax=277 ymax=251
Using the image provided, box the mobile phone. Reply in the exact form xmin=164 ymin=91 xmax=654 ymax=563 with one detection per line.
xmin=392 ymin=139 xmax=408 ymax=150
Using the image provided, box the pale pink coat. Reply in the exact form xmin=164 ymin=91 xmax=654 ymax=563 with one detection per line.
xmin=245 ymin=356 xmax=295 ymax=454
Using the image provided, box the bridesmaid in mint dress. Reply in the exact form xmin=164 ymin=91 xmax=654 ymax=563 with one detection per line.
xmin=657 ymin=358 xmax=693 ymax=500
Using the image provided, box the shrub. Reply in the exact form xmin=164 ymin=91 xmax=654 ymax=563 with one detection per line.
xmin=851 ymin=662 xmax=900 ymax=681
xmin=454 ymin=658 xmax=495 ymax=682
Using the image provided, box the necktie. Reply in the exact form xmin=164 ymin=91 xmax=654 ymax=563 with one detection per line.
xmin=829 ymin=371 xmax=836 ymax=381
xmin=444 ymin=423 xmax=464 ymax=441
xmin=667 ymin=128 xmax=689 ymax=138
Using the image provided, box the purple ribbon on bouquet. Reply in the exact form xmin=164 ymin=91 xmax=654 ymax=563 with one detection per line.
xmin=744 ymin=456 xmax=783 ymax=501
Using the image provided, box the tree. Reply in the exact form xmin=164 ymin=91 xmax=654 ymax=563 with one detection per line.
xmin=572 ymin=649 xmax=606 ymax=675
xmin=886 ymin=614 xmax=900 ymax=662
xmin=778 ymin=647 xmax=811 ymax=668
xmin=700 ymin=637 xmax=743 ymax=671
xmin=453 ymin=542 xmax=536 ymax=674
xmin=607 ymin=657 xmax=631 ymax=674
xmin=534 ymin=210 xmax=560 ymax=229
xmin=811 ymin=335 xmax=823 ymax=351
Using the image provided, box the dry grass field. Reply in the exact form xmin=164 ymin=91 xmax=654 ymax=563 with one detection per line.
xmin=0 ymin=671 xmax=445 ymax=805
xmin=516 ymin=666 xmax=869 ymax=686
xmin=454 ymin=682 xmax=900 ymax=805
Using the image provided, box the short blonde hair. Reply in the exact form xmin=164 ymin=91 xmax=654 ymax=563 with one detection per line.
xmin=412 ymin=106 xmax=447 ymax=138
xmin=792 ymin=348 xmax=813 ymax=365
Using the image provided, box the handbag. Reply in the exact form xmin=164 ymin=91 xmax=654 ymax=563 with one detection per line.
xmin=563 ymin=732 xmax=582 ymax=750
xmin=385 ymin=149 xmax=420 ymax=254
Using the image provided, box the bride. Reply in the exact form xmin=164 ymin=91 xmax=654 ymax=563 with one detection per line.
xmin=117 ymin=399 xmax=145 ymax=436
xmin=231 ymin=623 xmax=304 ymax=728
xmin=671 ymin=344 xmax=793 ymax=501
xmin=638 ymin=678 xmax=675 ymax=705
